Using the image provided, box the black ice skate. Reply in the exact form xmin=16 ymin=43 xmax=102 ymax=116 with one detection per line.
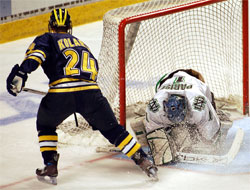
xmin=36 ymin=153 xmax=59 ymax=185
xmin=131 ymin=149 xmax=158 ymax=180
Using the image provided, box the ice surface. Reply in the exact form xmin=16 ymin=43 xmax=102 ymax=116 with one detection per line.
xmin=0 ymin=21 xmax=249 ymax=190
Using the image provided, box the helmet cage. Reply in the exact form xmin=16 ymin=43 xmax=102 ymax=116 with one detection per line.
xmin=164 ymin=94 xmax=187 ymax=124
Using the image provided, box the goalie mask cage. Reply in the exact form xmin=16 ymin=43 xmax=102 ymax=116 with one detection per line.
xmin=97 ymin=0 xmax=249 ymax=127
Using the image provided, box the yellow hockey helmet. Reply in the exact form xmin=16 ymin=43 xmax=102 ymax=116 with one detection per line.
xmin=48 ymin=8 xmax=72 ymax=34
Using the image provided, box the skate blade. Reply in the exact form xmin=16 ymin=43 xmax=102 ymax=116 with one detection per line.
xmin=37 ymin=175 xmax=57 ymax=185
xmin=148 ymin=168 xmax=159 ymax=182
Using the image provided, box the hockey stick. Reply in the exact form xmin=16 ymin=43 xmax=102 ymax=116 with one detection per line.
xmin=96 ymin=128 xmax=244 ymax=165
xmin=175 ymin=128 xmax=244 ymax=165
xmin=23 ymin=87 xmax=79 ymax=127
xmin=23 ymin=87 xmax=47 ymax=95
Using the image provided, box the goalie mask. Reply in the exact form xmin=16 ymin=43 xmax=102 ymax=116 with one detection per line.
xmin=48 ymin=8 xmax=72 ymax=34
xmin=164 ymin=94 xmax=187 ymax=124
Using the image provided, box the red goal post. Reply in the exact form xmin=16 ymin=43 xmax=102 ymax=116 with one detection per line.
xmin=98 ymin=0 xmax=249 ymax=127
xmin=243 ymin=0 xmax=249 ymax=115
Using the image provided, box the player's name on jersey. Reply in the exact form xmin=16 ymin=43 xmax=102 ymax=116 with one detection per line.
xmin=57 ymin=38 xmax=88 ymax=51
xmin=160 ymin=84 xmax=193 ymax=90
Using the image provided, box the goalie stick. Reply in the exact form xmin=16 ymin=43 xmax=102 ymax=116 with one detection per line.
xmin=23 ymin=87 xmax=79 ymax=127
xmin=96 ymin=128 xmax=244 ymax=165
xmin=175 ymin=128 xmax=244 ymax=165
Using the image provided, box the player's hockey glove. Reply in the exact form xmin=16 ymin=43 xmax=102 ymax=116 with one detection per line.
xmin=6 ymin=64 xmax=27 ymax=96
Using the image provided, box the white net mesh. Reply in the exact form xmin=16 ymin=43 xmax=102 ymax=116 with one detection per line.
xmin=57 ymin=116 xmax=110 ymax=148
xmin=57 ymin=0 xmax=246 ymax=144
xmin=97 ymin=0 xmax=245 ymax=123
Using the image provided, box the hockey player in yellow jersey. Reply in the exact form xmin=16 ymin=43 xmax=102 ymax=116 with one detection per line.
xmin=6 ymin=8 xmax=158 ymax=184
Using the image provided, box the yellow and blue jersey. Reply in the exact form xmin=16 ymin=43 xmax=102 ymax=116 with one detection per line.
xmin=20 ymin=32 xmax=99 ymax=93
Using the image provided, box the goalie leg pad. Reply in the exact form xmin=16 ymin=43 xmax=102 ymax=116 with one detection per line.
xmin=146 ymin=128 xmax=176 ymax=165
xmin=130 ymin=117 xmax=148 ymax=146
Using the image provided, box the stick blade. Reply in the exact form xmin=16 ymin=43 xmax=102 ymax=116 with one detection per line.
xmin=176 ymin=128 xmax=244 ymax=165
xmin=225 ymin=127 xmax=244 ymax=164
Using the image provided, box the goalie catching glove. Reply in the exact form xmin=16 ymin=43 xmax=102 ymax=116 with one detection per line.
xmin=6 ymin=64 xmax=28 ymax=96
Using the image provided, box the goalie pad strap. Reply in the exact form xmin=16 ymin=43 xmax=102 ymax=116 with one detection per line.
xmin=130 ymin=117 xmax=148 ymax=146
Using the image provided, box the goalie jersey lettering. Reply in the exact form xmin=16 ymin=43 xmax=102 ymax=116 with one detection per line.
xmin=19 ymin=32 xmax=99 ymax=93
xmin=145 ymin=71 xmax=220 ymax=141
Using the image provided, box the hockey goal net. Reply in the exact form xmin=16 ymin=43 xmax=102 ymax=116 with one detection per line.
xmin=97 ymin=0 xmax=249 ymax=127
xmin=57 ymin=0 xmax=248 ymax=146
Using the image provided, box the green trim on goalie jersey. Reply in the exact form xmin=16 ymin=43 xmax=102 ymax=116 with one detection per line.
xmin=155 ymin=73 xmax=168 ymax=92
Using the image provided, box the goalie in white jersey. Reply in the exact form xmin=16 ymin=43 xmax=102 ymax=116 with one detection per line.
xmin=132 ymin=69 xmax=228 ymax=165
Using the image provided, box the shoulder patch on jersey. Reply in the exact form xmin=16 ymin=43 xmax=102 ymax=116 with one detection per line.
xmin=148 ymin=98 xmax=160 ymax=113
xmin=193 ymin=95 xmax=206 ymax=111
